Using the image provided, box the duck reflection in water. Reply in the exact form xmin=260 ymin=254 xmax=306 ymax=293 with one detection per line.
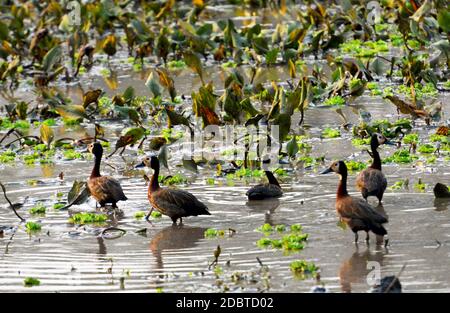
xmin=339 ymin=246 xmax=387 ymax=293
xmin=150 ymin=225 xmax=207 ymax=273
xmin=245 ymin=198 xmax=280 ymax=224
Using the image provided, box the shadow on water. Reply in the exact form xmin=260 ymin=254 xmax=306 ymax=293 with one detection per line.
xmin=245 ymin=198 xmax=281 ymax=224
xmin=339 ymin=246 xmax=387 ymax=293
xmin=434 ymin=198 xmax=450 ymax=212
xmin=150 ymin=225 xmax=207 ymax=271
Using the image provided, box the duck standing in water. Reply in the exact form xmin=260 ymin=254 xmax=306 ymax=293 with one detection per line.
xmin=322 ymin=160 xmax=388 ymax=246
xmin=136 ymin=156 xmax=210 ymax=225
xmin=246 ymin=164 xmax=283 ymax=200
xmin=356 ymin=133 xmax=394 ymax=204
xmin=87 ymin=142 xmax=127 ymax=208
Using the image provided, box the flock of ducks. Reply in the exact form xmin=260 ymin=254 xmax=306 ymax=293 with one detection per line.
xmin=85 ymin=133 xmax=401 ymax=247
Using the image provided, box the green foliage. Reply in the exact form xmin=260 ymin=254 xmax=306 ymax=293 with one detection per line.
xmin=322 ymin=128 xmax=340 ymax=138
xmin=290 ymin=260 xmax=319 ymax=279
xmin=25 ymin=221 xmax=42 ymax=232
xmin=29 ymin=203 xmax=46 ymax=215
xmin=24 ymin=277 xmax=40 ymax=287
xmin=69 ymin=212 xmax=107 ymax=225
xmin=324 ymin=96 xmax=345 ymax=106
xmin=204 ymin=228 xmax=226 ymax=238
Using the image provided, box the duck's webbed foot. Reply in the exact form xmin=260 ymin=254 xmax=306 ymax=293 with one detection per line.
xmin=145 ymin=208 xmax=154 ymax=226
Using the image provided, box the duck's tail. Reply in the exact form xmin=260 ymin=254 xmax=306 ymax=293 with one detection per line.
xmin=370 ymin=223 xmax=387 ymax=236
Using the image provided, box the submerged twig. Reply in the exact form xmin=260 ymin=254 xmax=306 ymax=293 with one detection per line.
xmin=0 ymin=182 xmax=25 ymax=222
xmin=384 ymin=263 xmax=407 ymax=293
xmin=101 ymin=227 xmax=126 ymax=239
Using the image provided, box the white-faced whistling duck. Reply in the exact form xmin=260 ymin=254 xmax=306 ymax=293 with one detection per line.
xmin=356 ymin=133 xmax=395 ymax=204
xmin=246 ymin=160 xmax=283 ymax=200
xmin=434 ymin=183 xmax=450 ymax=198
xmin=322 ymin=160 xmax=389 ymax=246
xmin=136 ymin=156 xmax=210 ymax=225
xmin=87 ymin=142 xmax=127 ymax=208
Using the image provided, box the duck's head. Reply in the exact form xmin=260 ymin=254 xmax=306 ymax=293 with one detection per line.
xmin=135 ymin=155 xmax=159 ymax=170
xmin=88 ymin=142 xmax=103 ymax=157
xmin=371 ymin=133 xmax=395 ymax=147
xmin=321 ymin=160 xmax=347 ymax=175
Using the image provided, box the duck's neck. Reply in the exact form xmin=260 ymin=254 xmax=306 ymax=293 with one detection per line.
xmin=149 ymin=166 xmax=160 ymax=192
xmin=265 ymin=170 xmax=280 ymax=187
xmin=90 ymin=153 xmax=102 ymax=178
xmin=337 ymin=171 xmax=349 ymax=198
xmin=370 ymin=141 xmax=382 ymax=170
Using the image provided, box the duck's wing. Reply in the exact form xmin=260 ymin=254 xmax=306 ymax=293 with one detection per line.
xmin=246 ymin=183 xmax=282 ymax=199
xmin=356 ymin=168 xmax=387 ymax=193
xmin=152 ymin=188 xmax=210 ymax=216
xmin=338 ymin=196 xmax=388 ymax=224
xmin=90 ymin=176 xmax=127 ymax=202
xmin=351 ymin=197 xmax=388 ymax=223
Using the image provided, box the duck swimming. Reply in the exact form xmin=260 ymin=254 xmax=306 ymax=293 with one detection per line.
xmin=87 ymin=142 xmax=127 ymax=208
xmin=322 ymin=160 xmax=388 ymax=246
xmin=136 ymin=156 xmax=210 ymax=225
xmin=356 ymin=133 xmax=394 ymax=204
xmin=246 ymin=168 xmax=283 ymax=200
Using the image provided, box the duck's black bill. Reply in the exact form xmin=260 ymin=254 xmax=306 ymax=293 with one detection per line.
xmin=135 ymin=162 xmax=145 ymax=168
xmin=321 ymin=168 xmax=333 ymax=174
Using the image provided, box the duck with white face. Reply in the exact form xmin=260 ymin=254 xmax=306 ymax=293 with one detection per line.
xmin=87 ymin=142 xmax=127 ymax=209
xmin=135 ymin=155 xmax=210 ymax=225
xmin=322 ymin=160 xmax=389 ymax=246
xmin=356 ymin=133 xmax=395 ymax=204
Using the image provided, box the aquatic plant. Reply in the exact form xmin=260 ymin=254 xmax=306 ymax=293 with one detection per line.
xmin=68 ymin=212 xmax=107 ymax=225
xmin=24 ymin=277 xmax=40 ymax=287
xmin=290 ymin=260 xmax=319 ymax=280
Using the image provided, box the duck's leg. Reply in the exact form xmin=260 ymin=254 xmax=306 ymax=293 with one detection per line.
xmin=354 ymin=232 xmax=359 ymax=244
xmin=171 ymin=216 xmax=178 ymax=225
xmin=145 ymin=207 xmax=154 ymax=226
xmin=179 ymin=217 xmax=183 ymax=225
xmin=384 ymin=236 xmax=389 ymax=248
xmin=365 ymin=231 xmax=370 ymax=244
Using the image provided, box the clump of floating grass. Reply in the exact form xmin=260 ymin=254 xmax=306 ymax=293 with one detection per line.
xmin=384 ymin=149 xmax=418 ymax=164
xmin=68 ymin=212 xmax=107 ymax=225
xmin=324 ymin=95 xmax=345 ymax=106
xmin=24 ymin=277 xmax=40 ymax=287
xmin=29 ymin=203 xmax=46 ymax=215
xmin=414 ymin=179 xmax=426 ymax=192
xmin=290 ymin=260 xmax=319 ymax=280
xmin=204 ymin=228 xmax=226 ymax=238
xmin=417 ymin=144 xmax=435 ymax=154
xmin=25 ymin=221 xmax=42 ymax=233
xmin=389 ymin=179 xmax=409 ymax=190
xmin=322 ymin=128 xmax=340 ymax=138
xmin=256 ymin=223 xmax=308 ymax=253
xmin=345 ymin=160 xmax=367 ymax=172
xmin=134 ymin=211 xmax=146 ymax=219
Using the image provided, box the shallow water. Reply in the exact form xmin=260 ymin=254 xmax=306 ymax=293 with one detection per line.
xmin=1 ymin=2 xmax=450 ymax=293
xmin=1 ymin=92 xmax=449 ymax=292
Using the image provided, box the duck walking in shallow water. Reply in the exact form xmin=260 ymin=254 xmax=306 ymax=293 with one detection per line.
xmin=356 ymin=133 xmax=394 ymax=204
xmin=322 ymin=160 xmax=388 ymax=246
xmin=87 ymin=142 xmax=127 ymax=208
xmin=246 ymin=161 xmax=283 ymax=200
xmin=136 ymin=156 xmax=210 ymax=225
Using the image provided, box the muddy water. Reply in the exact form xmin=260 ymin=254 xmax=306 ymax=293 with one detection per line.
xmin=1 ymin=88 xmax=449 ymax=292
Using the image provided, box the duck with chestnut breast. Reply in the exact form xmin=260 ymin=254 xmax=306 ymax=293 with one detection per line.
xmin=246 ymin=162 xmax=283 ymax=200
xmin=87 ymin=142 xmax=127 ymax=208
xmin=322 ymin=160 xmax=388 ymax=246
xmin=136 ymin=156 xmax=210 ymax=225
xmin=356 ymin=133 xmax=395 ymax=204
